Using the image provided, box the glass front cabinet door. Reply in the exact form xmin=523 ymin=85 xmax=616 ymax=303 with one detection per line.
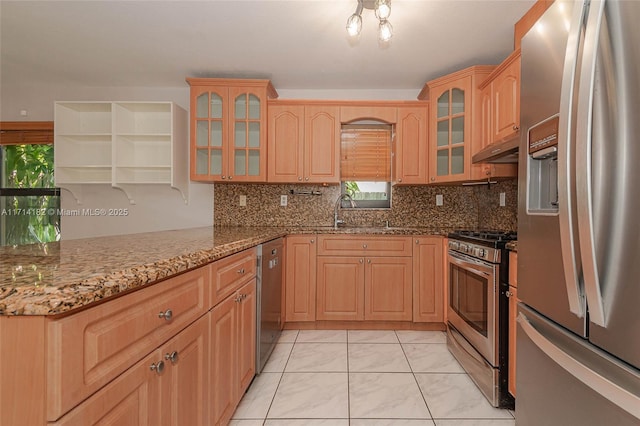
xmin=429 ymin=76 xmax=472 ymax=183
xmin=187 ymin=78 xmax=278 ymax=182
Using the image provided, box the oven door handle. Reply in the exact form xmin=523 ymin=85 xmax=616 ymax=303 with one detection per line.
xmin=448 ymin=252 xmax=493 ymax=278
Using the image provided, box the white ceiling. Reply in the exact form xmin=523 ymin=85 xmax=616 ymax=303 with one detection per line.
xmin=1 ymin=0 xmax=535 ymax=93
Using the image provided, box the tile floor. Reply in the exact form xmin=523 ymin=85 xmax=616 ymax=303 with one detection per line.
xmin=230 ymin=330 xmax=515 ymax=426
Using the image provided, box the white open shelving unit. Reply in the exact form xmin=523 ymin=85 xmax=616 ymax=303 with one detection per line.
xmin=54 ymin=101 xmax=188 ymax=204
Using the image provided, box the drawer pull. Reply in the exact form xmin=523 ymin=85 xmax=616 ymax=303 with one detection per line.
xmin=158 ymin=309 xmax=173 ymax=321
xmin=237 ymin=268 xmax=245 ymax=274
xmin=363 ymin=244 xmax=367 ymax=249
xmin=165 ymin=351 xmax=179 ymax=364
xmin=150 ymin=360 xmax=165 ymax=375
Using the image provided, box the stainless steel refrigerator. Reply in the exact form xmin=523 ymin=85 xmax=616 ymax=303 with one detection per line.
xmin=517 ymin=0 xmax=640 ymax=424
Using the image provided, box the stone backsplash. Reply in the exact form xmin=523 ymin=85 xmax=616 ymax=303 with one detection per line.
xmin=213 ymin=179 xmax=517 ymax=232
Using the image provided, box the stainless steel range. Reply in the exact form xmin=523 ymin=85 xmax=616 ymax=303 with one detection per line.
xmin=446 ymin=230 xmax=516 ymax=409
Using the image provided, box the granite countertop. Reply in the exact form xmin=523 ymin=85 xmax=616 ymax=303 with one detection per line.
xmin=0 ymin=226 xmax=447 ymax=316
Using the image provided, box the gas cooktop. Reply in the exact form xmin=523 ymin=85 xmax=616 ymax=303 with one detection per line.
xmin=448 ymin=229 xmax=517 ymax=246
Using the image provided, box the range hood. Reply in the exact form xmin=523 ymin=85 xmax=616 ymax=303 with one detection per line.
xmin=472 ymin=137 xmax=519 ymax=163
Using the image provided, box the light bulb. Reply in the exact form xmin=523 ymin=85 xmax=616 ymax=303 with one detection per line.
xmin=375 ymin=0 xmax=391 ymax=20
xmin=378 ymin=19 xmax=393 ymax=42
xmin=346 ymin=13 xmax=362 ymax=36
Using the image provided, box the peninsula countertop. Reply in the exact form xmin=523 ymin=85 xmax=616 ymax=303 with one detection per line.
xmin=0 ymin=226 xmax=448 ymax=316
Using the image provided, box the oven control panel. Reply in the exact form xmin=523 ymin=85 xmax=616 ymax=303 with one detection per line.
xmin=448 ymin=240 xmax=501 ymax=263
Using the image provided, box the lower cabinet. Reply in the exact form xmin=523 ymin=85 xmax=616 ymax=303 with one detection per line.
xmin=52 ymin=314 xmax=209 ymax=426
xmin=285 ymin=235 xmax=317 ymax=322
xmin=210 ymin=279 xmax=256 ymax=426
xmin=316 ymin=254 xmax=413 ymax=321
xmin=412 ymin=237 xmax=444 ymax=322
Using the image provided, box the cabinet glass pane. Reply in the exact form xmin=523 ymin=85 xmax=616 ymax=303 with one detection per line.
xmin=234 ymin=150 xmax=246 ymax=175
xmin=452 ymin=117 xmax=465 ymax=144
xmin=210 ymin=150 xmax=222 ymax=175
xmin=210 ymin=94 xmax=223 ymax=119
xmin=437 ymin=120 xmax=449 ymax=147
xmin=437 ymin=91 xmax=450 ymax=118
xmin=235 ymin=94 xmax=246 ymax=119
xmin=452 ymin=146 xmax=464 ymax=174
xmin=248 ymin=95 xmax=260 ymax=119
xmin=452 ymin=89 xmax=465 ymax=115
xmin=235 ymin=122 xmax=246 ymax=147
xmin=437 ymin=149 xmax=449 ymax=176
xmin=196 ymin=120 xmax=208 ymax=147
xmin=196 ymin=149 xmax=208 ymax=174
xmin=248 ymin=150 xmax=260 ymax=176
xmin=210 ymin=121 xmax=222 ymax=147
xmin=248 ymin=122 xmax=260 ymax=147
xmin=196 ymin=93 xmax=208 ymax=119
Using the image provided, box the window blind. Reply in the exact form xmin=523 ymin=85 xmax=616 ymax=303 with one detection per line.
xmin=340 ymin=124 xmax=392 ymax=181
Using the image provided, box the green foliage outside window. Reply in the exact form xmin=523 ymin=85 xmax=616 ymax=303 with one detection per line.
xmin=1 ymin=144 xmax=60 ymax=246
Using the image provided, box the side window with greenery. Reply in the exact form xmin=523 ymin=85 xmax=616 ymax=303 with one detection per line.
xmin=1 ymin=130 xmax=60 ymax=246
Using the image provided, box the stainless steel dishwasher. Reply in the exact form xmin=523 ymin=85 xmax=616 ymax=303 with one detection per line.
xmin=256 ymin=238 xmax=283 ymax=373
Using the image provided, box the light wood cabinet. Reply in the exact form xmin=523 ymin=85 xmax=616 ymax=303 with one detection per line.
xmin=52 ymin=312 xmax=209 ymax=426
xmin=268 ymin=102 xmax=340 ymax=184
xmin=210 ymin=279 xmax=256 ymax=426
xmin=317 ymin=256 xmax=366 ymax=321
xmin=412 ymin=236 xmax=444 ymax=322
xmin=54 ymin=101 xmax=189 ymax=203
xmin=478 ymin=51 xmax=521 ymax=148
xmin=187 ymin=78 xmax=278 ymax=182
xmin=507 ymin=250 xmax=518 ymax=397
xmin=210 ymin=247 xmax=257 ymax=306
xmin=395 ymin=106 xmax=429 ymax=185
xmin=365 ymin=257 xmax=413 ymax=321
xmin=316 ymin=236 xmax=413 ymax=322
xmin=285 ymin=235 xmax=317 ymax=322
xmin=421 ymin=66 xmax=517 ymax=183
xmin=46 ymin=267 xmax=209 ymax=420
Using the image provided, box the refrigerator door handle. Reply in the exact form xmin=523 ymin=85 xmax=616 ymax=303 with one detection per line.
xmin=575 ymin=0 xmax=607 ymax=327
xmin=557 ymin=0 xmax=588 ymax=318
xmin=518 ymin=312 xmax=640 ymax=420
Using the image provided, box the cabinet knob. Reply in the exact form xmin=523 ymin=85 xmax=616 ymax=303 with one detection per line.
xmin=506 ymin=290 xmax=513 ymax=298
xmin=415 ymin=240 xmax=420 ymax=244
xmin=359 ymin=258 xmax=364 ymax=264
xmin=237 ymin=268 xmax=245 ymax=274
xmin=513 ymin=125 xmax=520 ymax=131
xmin=310 ymin=239 xmax=315 ymax=243
xmin=165 ymin=351 xmax=179 ymax=364
xmin=298 ymin=177 xmax=302 ymax=181
xmin=398 ymin=178 xmax=402 ymax=183
xmin=363 ymin=244 xmax=367 ymax=249
xmin=221 ymin=175 xmax=226 ymax=180
xmin=430 ymin=177 xmax=435 ymax=182
xmin=367 ymin=259 xmax=371 ymax=264
xmin=150 ymin=360 xmax=165 ymax=375
xmin=235 ymin=294 xmax=242 ymax=303
xmin=158 ymin=309 xmax=173 ymax=321
xmin=305 ymin=177 xmax=309 ymax=181
xmin=228 ymin=176 xmax=233 ymax=180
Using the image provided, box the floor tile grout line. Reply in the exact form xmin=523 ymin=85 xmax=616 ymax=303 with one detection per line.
xmin=262 ymin=330 xmax=298 ymax=423
xmin=397 ymin=329 xmax=436 ymax=422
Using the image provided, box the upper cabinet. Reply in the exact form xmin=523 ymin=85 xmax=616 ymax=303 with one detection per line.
xmin=421 ymin=66 xmax=493 ymax=184
xmin=268 ymin=102 xmax=340 ymax=184
xmin=481 ymin=50 xmax=521 ymax=145
xmin=395 ymin=105 xmax=429 ymax=184
xmin=187 ymin=78 xmax=278 ymax=182
xmin=420 ymin=66 xmax=517 ymax=183
xmin=54 ymin=101 xmax=189 ymax=204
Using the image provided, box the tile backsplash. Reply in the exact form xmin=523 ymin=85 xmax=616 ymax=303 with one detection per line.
xmin=214 ymin=179 xmax=517 ymax=231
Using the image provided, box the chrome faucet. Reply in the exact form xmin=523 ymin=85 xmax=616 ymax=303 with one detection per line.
xmin=334 ymin=193 xmax=356 ymax=229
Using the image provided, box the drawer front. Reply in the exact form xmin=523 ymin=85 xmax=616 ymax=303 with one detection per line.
xmin=47 ymin=266 xmax=209 ymax=421
xmin=210 ymin=248 xmax=257 ymax=306
xmin=317 ymin=235 xmax=412 ymax=257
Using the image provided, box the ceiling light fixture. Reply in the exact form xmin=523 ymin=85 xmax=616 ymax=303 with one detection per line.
xmin=346 ymin=0 xmax=393 ymax=42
